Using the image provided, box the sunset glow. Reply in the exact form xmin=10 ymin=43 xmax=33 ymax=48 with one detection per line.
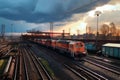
xmin=56 ymin=4 xmax=120 ymax=35
xmin=70 ymin=24 xmax=87 ymax=35
xmin=56 ymin=21 xmax=87 ymax=35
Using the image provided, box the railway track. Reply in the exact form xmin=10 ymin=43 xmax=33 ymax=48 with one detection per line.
xmin=4 ymin=43 xmax=53 ymax=80
xmin=1 ymin=47 xmax=18 ymax=80
xmin=13 ymin=51 xmax=19 ymax=80
xmin=27 ymin=47 xmax=53 ymax=80
xmin=19 ymin=48 xmax=27 ymax=80
xmin=15 ymin=43 xmax=53 ymax=80
xmin=12 ymin=44 xmax=41 ymax=80
xmin=5 ymin=46 xmax=19 ymax=80
xmin=24 ymin=47 xmax=41 ymax=80
xmin=88 ymin=55 xmax=120 ymax=66
xmin=0 ymin=47 xmax=11 ymax=57
xmin=1 ymin=42 xmax=50 ymax=80
xmin=86 ymin=56 xmax=120 ymax=73
xmin=2 ymin=56 xmax=16 ymax=80
xmin=84 ymin=58 xmax=120 ymax=75
xmin=64 ymin=63 xmax=108 ymax=80
xmin=22 ymin=48 xmax=29 ymax=80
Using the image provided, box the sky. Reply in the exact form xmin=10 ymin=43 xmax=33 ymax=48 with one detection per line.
xmin=0 ymin=0 xmax=120 ymax=35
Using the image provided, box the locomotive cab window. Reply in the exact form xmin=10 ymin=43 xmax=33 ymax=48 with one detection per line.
xmin=76 ymin=43 xmax=83 ymax=48
xmin=76 ymin=45 xmax=79 ymax=48
xmin=70 ymin=45 xmax=73 ymax=48
xmin=80 ymin=43 xmax=83 ymax=47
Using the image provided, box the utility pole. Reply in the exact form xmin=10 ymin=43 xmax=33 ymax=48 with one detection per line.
xmin=50 ymin=22 xmax=53 ymax=39
xmin=69 ymin=28 xmax=71 ymax=35
xmin=86 ymin=26 xmax=87 ymax=40
xmin=69 ymin=28 xmax=71 ymax=39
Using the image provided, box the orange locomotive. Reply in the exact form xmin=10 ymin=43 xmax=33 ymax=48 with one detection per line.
xmin=68 ymin=41 xmax=87 ymax=58
xmin=55 ymin=40 xmax=87 ymax=58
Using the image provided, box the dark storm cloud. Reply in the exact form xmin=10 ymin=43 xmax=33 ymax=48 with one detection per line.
xmin=0 ymin=0 xmax=110 ymax=23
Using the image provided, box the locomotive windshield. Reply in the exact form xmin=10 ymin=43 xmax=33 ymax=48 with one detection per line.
xmin=76 ymin=43 xmax=83 ymax=48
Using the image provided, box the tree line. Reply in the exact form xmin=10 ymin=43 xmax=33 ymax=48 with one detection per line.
xmin=100 ymin=22 xmax=120 ymax=40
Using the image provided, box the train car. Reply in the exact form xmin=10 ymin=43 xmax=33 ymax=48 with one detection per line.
xmin=36 ymin=39 xmax=41 ymax=43
xmin=102 ymin=43 xmax=120 ymax=59
xmin=85 ymin=42 xmax=97 ymax=53
xmin=38 ymin=39 xmax=43 ymax=44
xmin=41 ymin=39 xmax=46 ymax=45
xmin=51 ymin=40 xmax=56 ymax=49
xmin=55 ymin=40 xmax=69 ymax=52
xmin=45 ymin=39 xmax=52 ymax=47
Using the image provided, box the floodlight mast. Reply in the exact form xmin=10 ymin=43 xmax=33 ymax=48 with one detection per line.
xmin=95 ymin=11 xmax=101 ymax=47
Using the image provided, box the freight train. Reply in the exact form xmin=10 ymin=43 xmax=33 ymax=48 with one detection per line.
xmin=31 ymin=39 xmax=87 ymax=59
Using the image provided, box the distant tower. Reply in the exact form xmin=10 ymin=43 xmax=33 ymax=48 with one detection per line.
xmin=86 ymin=26 xmax=91 ymax=34
xmin=1 ymin=24 xmax=5 ymax=40
xmin=69 ymin=28 xmax=71 ymax=35
xmin=89 ymin=26 xmax=91 ymax=34
xmin=69 ymin=28 xmax=71 ymax=39
xmin=77 ymin=29 xmax=80 ymax=35
xmin=77 ymin=29 xmax=80 ymax=39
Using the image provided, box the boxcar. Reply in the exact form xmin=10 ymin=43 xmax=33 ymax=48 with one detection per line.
xmin=102 ymin=43 xmax=120 ymax=59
